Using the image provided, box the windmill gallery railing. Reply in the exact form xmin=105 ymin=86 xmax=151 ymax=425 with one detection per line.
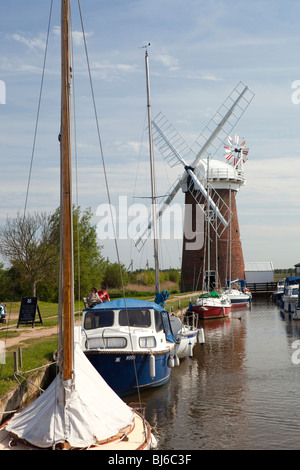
xmin=208 ymin=167 xmax=245 ymax=182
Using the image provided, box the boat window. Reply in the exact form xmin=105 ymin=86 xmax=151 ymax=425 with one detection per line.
xmin=162 ymin=311 xmax=172 ymax=337
xmin=154 ymin=310 xmax=164 ymax=332
xmin=293 ymin=288 xmax=298 ymax=295
xmin=87 ymin=337 xmax=127 ymax=349
xmin=139 ymin=336 xmax=156 ymax=348
xmin=119 ymin=309 xmax=151 ymax=327
xmin=84 ymin=310 xmax=114 ymax=330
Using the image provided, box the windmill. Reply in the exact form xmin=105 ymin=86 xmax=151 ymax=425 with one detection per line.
xmin=133 ymin=82 xmax=254 ymax=291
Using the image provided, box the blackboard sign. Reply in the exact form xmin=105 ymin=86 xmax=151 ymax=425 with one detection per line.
xmin=17 ymin=297 xmax=42 ymax=328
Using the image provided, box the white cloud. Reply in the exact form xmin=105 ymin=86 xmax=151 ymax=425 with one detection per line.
xmin=10 ymin=33 xmax=46 ymax=50
xmin=52 ymin=26 xmax=93 ymax=46
xmin=154 ymin=54 xmax=180 ymax=71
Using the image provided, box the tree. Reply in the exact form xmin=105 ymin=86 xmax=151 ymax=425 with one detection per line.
xmin=103 ymin=262 xmax=128 ymax=289
xmin=49 ymin=206 xmax=106 ymax=299
xmin=0 ymin=207 xmax=108 ymax=301
xmin=0 ymin=212 xmax=58 ymax=297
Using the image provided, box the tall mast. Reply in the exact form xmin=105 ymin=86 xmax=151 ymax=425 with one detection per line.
xmin=60 ymin=0 xmax=74 ymax=381
xmin=145 ymin=49 xmax=160 ymax=294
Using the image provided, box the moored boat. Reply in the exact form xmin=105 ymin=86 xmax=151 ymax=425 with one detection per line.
xmin=281 ymin=284 xmax=299 ymax=313
xmin=225 ymin=279 xmax=251 ymax=309
xmin=155 ymin=289 xmax=200 ymax=359
xmin=169 ymin=313 xmax=202 ymax=359
xmin=77 ymin=298 xmax=177 ymax=396
xmin=191 ymin=291 xmax=231 ymax=320
xmin=272 ymin=279 xmax=285 ymax=303
xmin=280 ymin=277 xmax=300 ymax=312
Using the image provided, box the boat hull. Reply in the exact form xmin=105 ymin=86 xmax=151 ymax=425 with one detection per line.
xmin=281 ymin=297 xmax=298 ymax=313
xmin=85 ymin=350 xmax=173 ymax=397
xmin=176 ymin=329 xmax=198 ymax=358
xmin=192 ymin=304 xmax=231 ymax=320
xmin=228 ymin=296 xmax=251 ymax=309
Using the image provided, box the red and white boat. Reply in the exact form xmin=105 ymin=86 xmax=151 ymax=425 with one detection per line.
xmin=191 ymin=291 xmax=231 ymax=320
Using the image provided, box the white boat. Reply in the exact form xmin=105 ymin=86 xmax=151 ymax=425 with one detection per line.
xmin=170 ymin=313 xmax=204 ymax=359
xmin=0 ymin=0 xmax=154 ymax=450
xmin=225 ymin=279 xmax=252 ymax=309
xmin=281 ymin=284 xmax=299 ymax=313
xmin=272 ymin=279 xmax=285 ymax=303
xmin=293 ymin=287 xmax=300 ymax=320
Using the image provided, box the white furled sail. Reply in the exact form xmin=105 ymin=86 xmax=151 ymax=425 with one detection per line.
xmin=6 ymin=345 xmax=134 ymax=448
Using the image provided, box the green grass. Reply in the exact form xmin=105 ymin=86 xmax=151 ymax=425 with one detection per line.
xmin=0 ymin=335 xmax=59 ymax=397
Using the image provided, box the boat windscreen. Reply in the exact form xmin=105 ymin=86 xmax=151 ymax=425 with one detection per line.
xmin=119 ymin=309 xmax=151 ymax=327
xmin=84 ymin=310 xmax=114 ymax=330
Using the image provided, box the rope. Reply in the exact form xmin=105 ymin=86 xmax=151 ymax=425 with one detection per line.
xmin=23 ymin=0 xmax=54 ymax=219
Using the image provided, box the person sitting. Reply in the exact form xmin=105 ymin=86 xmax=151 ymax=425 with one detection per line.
xmin=87 ymin=287 xmax=102 ymax=308
xmin=98 ymin=287 xmax=110 ymax=302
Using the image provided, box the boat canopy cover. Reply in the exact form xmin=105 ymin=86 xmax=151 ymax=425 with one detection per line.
xmin=199 ymin=291 xmax=220 ymax=298
xmin=285 ymin=276 xmax=300 ymax=284
xmin=6 ymin=344 xmax=134 ymax=448
xmin=90 ymin=297 xmax=167 ymax=312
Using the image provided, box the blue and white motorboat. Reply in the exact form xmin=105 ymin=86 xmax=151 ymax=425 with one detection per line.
xmin=77 ymin=298 xmax=177 ymax=396
xmin=281 ymin=285 xmax=299 ymax=313
xmin=280 ymin=277 xmax=300 ymax=313
xmin=272 ymin=279 xmax=285 ymax=303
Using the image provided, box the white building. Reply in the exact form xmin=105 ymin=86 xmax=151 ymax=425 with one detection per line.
xmin=244 ymin=261 xmax=274 ymax=284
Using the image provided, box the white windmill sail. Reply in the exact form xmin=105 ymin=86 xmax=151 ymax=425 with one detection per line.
xmin=134 ymin=82 xmax=254 ymax=251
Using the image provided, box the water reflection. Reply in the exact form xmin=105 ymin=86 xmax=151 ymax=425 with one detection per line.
xmin=126 ymin=299 xmax=300 ymax=449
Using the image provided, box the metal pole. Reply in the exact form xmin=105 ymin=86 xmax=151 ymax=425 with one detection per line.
xmin=145 ymin=49 xmax=160 ymax=294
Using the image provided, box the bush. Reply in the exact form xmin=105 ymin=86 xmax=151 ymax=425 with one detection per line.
xmin=103 ymin=262 xmax=128 ymax=289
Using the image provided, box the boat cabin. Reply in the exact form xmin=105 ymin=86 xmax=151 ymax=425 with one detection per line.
xmin=79 ymin=299 xmax=175 ymax=353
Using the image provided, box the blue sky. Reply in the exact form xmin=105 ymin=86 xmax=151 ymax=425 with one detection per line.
xmin=1 ymin=0 xmax=300 ymax=272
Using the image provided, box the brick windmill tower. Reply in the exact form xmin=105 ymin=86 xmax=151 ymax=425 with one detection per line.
xmin=134 ymin=82 xmax=254 ymax=292
xmin=180 ymin=136 xmax=249 ymax=292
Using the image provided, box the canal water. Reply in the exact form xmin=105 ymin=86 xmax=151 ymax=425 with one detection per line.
xmin=126 ymin=297 xmax=300 ymax=450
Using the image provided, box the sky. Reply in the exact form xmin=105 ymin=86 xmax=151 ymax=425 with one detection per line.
xmin=0 ymin=0 xmax=300 ymax=272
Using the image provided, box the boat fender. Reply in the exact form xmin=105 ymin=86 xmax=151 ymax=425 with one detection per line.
xmin=168 ymin=355 xmax=175 ymax=368
xmin=188 ymin=341 xmax=193 ymax=358
xmin=174 ymin=355 xmax=180 ymax=367
xmin=150 ymin=433 xmax=158 ymax=449
xmin=149 ymin=354 xmax=155 ymax=378
xmin=198 ymin=327 xmax=205 ymax=345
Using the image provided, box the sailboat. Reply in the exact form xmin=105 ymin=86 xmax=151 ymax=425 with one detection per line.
xmin=191 ymin=160 xmax=231 ymax=320
xmin=0 ymin=0 xmax=153 ymax=450
xmin=223 ymin=177 xmax=251 ymax=309
xmin=143 ymin=47 xmax=199 ymax=359
xmin=77 ymin=48 xmax=179 ymax=397
xmin=225 ymin=279 xmax=251 ymax=309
